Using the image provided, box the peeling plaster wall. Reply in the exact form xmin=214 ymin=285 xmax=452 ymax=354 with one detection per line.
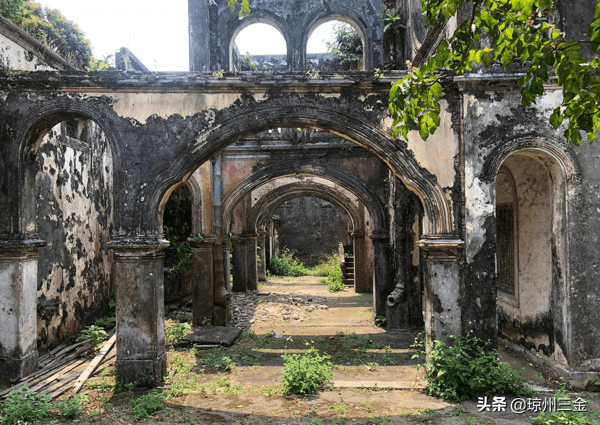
xmin=35 ymin=121 xmax=114 ymax=349
xmin=0 ymin=33 xmax=54 ymax=71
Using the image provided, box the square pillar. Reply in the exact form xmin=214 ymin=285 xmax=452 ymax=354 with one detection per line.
xmin=190 ymin=236 xmax=216 ymax=327
xmin=245 ymin=234 xmax=258 ymax=291
xmin=108 ymin=240 xmax=169 ymax=385
xmin=0 ymin=238 xmax=45 ymax=386
xmin=231 ymin=235 xmax=247 ymax=292
xmin=352 ymin=231 xmax=369 ymax=293
xmin=370 ymin=232 xmax=392 ymax=319
xmin=417 ymin=238 xmax=464 ymax=349
xmin=257 ymin=231 xmax=267 ymax=282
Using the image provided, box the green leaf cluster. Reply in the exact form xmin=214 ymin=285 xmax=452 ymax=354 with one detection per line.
xmin=227 ymin=0 xmax=250 ymax=18
xmin=1 ymin=1 xmax=93 ymax=69
xmin=130 ymin=392 xmax=164 ymax=422
xmin=325 ymin=22 xmax=363 ymax=68
xmin=0 ymin=385 xmax=52 ymax=425
xmin=390 ymin=0 xmax=600 ymax=145
xmin=270 ymin=248 xmax=309 ymax=277
xmin=165 ymin=322 xmax=191 ymax=346
xmin=281 ymin=347 xmax=334 ymax=395
xmin=416 ymin=329 xmax=534 ymax=402
xmin=76 ymin=324 xmax=107 ymax=351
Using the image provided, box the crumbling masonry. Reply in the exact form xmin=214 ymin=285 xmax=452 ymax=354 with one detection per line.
xmin=0 ymin=0 xmax=599 ymax=389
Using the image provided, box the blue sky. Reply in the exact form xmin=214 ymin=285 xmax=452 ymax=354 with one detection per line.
xmin=38 ymin=1 xmax=334 ymax=71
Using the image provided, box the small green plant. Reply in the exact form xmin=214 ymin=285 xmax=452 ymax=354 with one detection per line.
xmin=329 ymin=404 xmax=348 ymax=415
xmin=88 ymin=410 xmax=101 ymax=421
xmin=201 ymin=317 xmax=212 ymax=327
xmin=306 ymin=69 xmax=320 ymax=79
xmin=0 ymin=385 xmax=53 ymax=425
xmin=270 ymin=248 xmax=309 ymax=277
xmin=87 ymin=54 xmax=113 ymax=71
xmin=327 ymin=265 xmax=344 ymax=292
xmin=54 ymin=394 xmax=89 ymax=419
xmin=595 ymin=372 xmax=600 ymax=385
xmin=281 ymin=347 xmax=333 ymax=395
xmin=165 ymin=322 xmax=191 ymax=346
xmin=383 ymin=346 xmax=396 ymax=365
xmin=375 ymin=316 xmax=387 ymax=327
xmin=325 ymin=22 xmax=363 ymax=68
xmin=212 ymin=69 xmax=225 ymax=78
xmin=195 ymin=233 xmax=205 ymax=242
xmin=451 ymin=405 xmax=464 ymax=417
xmin=414 ymin=325 xmax=535 ymax=402
xmin=200 ymin=347 xmax=236 ymax=371
xmin=374 ymin=68 xmax=385 ymax=79
xmin=380 ymin=10 xmax=403 ymax=34
xmin=241 ymin=51 xmax=258 ymax=71
xmin=130 ymin=392 xmax=164 ymax=421
xmin=76 ymin=325 xmax=107 ymax=351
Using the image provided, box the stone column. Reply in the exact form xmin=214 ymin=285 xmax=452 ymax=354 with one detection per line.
xmin=109 ymin=239 xmax=169 ymax=385
xmin=190 ymin=236 xmax=216 ymax=327
xmin=417 ymin=238 xmax=464 ymax=349
xmin=0 ymin=238 xmax=45 ymax=386
xmin=370 ymin=231 xmax=392 ymax=319
xmin=245 ymin=233 xmax=258 ymax=291
xmin=352 ymin=231 xmax=369 ymax=293
xmin=231 ymin=235 xmax=247 ymax=292
xmin=257 ymin=231 xmax=267 ymax=282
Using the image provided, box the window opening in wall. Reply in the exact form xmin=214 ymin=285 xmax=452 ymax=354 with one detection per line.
xmin=497 ymin=203 xmax=515 ymax=296
xmin=232 ymin=23 xmax=287 ymax=72
xmin=307 ymin=20 xmax=364 ymax=71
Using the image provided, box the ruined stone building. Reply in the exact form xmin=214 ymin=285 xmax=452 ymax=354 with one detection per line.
xmin=0 ymin=0 xmax=599 ymax=389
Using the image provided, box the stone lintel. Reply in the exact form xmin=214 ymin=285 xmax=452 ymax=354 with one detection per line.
xmin=369 ymin=231 xmax=389 ymax=241
xmin=189 ymin=235 xmax=217 ymax=250
xmin=0 ymin=238 xmax=46 ymax=259
xmin=106 ymin=239 xmax=170 ymax=260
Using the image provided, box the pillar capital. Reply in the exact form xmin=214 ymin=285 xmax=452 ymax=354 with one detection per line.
xmin=351 ymin=231 xmax=365 ymax=238
xmin=0 ymin=236 xmax=46 ymax=259
xmin=106 ymin=238 xmax=169 ymax=260
xmin=416 ymin=237 xmax=464 ymax=262
xmin=189 ymin=235 xmax=217 ymax=250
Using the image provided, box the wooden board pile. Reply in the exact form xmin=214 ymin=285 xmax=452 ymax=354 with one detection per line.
xmin=0 ymin=333 xmax=116 ymax=401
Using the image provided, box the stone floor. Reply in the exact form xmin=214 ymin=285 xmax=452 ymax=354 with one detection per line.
xmin=78 ymin=275 xmax=599 ymax=425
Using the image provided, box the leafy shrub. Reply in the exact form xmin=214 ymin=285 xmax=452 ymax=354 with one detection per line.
xmin=325 ymin=22 xmax=363 ymax=69
xmin=270 ymin=248 xmax=308 ymax=277
xmin=76 ymin=325 xmax=107 ymax=351
xmin=414 ymin=328 xmax=534 ymax=402
xmin=165 ymin=322 xmax=191 ymax=346
xmin=308 ymin=253 xmax=339 ymax=277
xmin=54 ymin=394 xmax=88 ymax=419
xmin=327 ymin=266 xmax=344 ymax=292
xmin=0 ymin=385 xmax=52 ymax=425
xmin=281 ymin=347 xmax=334 ymax=395
xmin=130 ymin=392 xmax=164 ymax=421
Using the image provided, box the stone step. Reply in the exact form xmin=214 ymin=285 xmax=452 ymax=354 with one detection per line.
xmin=343 ymin=279 xmax=354 ymax=286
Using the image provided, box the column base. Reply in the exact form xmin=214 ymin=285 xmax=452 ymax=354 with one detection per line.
xmin=116 ymin=355 xmax=167 ymax=386
xmin=0 ymin=351 xmax=38 ymax=386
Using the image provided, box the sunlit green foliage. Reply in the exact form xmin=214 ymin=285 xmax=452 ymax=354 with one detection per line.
xmin=389 ymin=0 xmax=600 ymax=145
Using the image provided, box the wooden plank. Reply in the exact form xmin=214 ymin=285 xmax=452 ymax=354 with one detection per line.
xmin=29 ymin=358 xmax=87 ymax=393
xmin=41 ymin=372 xmax=79 ymax=399
xmin=72 ymin=334 xmax=117 ymax=395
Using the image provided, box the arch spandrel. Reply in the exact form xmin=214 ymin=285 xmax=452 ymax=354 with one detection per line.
xmin=149 ymin=103 xmax=452 ymax=238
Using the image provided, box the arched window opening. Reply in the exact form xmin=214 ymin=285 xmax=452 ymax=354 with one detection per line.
xmin=496 ymin=166 xmax=519 ymax=307
xmin=231 ymin=23 xmax=287 ymax=72
xmin=307 ymin=20 xmax=365 ymax=71
xmin=162 ymin=184 xmax=194 ymax=302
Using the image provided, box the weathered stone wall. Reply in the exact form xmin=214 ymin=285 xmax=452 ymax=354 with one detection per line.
xmin=35 ymin=121 xmax=114 ymax=349
xmin=274 ymin=196 xmax=349 ymax=266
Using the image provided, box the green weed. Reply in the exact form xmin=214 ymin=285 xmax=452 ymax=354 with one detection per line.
xmin=270 ymin=248 xmax=309 ymax=276
xmin=76 ymin=325 xmax=107 ymax=350
xmin=130 ymin=392 xmax=164 ymax=421
xmin=199 ymin=347 xmax=236 ymax=371
xmin=0 ymin=385 xmax=52 ymax=425
xmin=54 ymin=394 xmax=89 ymax=419
xmin=165 ymin=322 xmax=191 ymax=346
xmin=414 ymin=325 xmax=534 ymax=402
xmin=281 ymin=347 xmax=333 ymax=395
